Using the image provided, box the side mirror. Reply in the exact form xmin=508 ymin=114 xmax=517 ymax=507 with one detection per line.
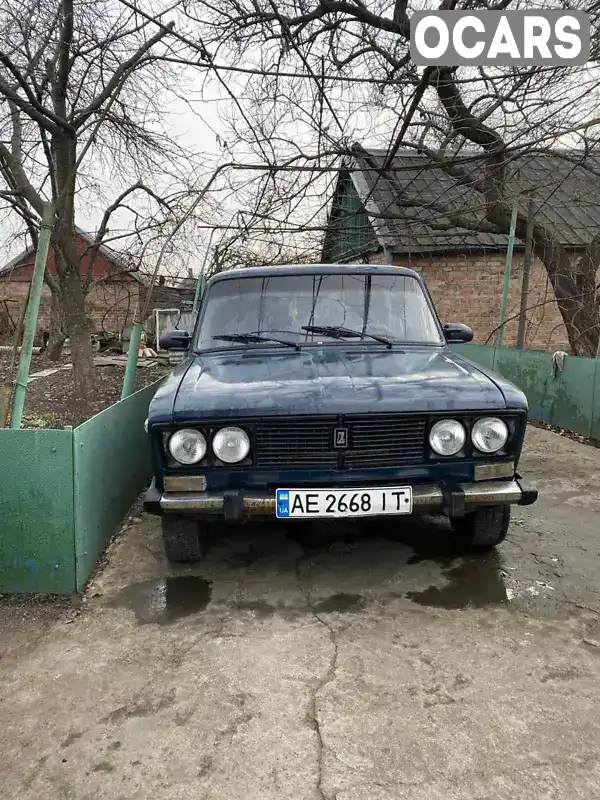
xmin=159 ymin=329 xmax=191 ymax=350
xmin=443 ymin=323 xmax=473 ymax=343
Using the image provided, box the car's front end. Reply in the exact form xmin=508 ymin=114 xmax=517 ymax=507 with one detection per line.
xmin=145 ymin=407 xmax=537 ymax=522
xmin=144 ymin=264 xmax=537 ymax=560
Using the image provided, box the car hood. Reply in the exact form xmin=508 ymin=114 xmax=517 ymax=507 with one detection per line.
xmin=149 ymin=346 xmax=516 ymax=423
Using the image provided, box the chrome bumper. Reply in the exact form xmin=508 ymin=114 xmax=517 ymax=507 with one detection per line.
xmin=146 ymin=478 xmax=537 ymax=519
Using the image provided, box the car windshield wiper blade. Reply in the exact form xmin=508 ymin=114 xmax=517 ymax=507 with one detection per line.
xmin=212 ymin=333 xmax=300 ymax=350
xmin=302 ymin=325 xmax=393 ymax=349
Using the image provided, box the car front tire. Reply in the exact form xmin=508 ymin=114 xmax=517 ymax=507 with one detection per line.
xmin=450 ymin=505 xmax=511 ymax=552
xmin=161 ymin=516 xmax=209 ymax=562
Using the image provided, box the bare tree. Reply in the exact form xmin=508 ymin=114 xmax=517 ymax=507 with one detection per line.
xmin=208 ymin=231 xmax=323 ymax=275
xmin=0 ymin=0 xmax=212 ymax=395
xmin=173 ymin=0 xmax=600 ymax=356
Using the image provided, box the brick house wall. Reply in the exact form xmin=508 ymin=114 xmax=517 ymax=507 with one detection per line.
xmin=0 ymin=274 xmax=142 ymax=337
xmin=365 ymin=250 xmax=570 ymax=352
xmin=87 ymin=278 xmax=142 ymax=334
xmin=0 ymin=235 xmax=144 ymax=337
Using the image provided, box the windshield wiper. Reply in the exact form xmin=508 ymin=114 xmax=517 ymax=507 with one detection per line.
xmin=302 ymin=325 xmax=393 ymax=349
xmin=212 ymin=333 xmax=300 ymax=350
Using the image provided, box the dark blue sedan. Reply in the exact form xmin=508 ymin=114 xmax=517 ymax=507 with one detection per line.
xmin=144 ymin=264 xmax=537 ymax=562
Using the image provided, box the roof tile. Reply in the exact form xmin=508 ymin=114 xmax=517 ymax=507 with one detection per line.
xmin=351 ymin=149 xmax=600 ymax=252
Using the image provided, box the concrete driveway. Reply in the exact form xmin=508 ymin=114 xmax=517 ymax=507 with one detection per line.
xmin=1 ymin=425 xmax=600 ymax=800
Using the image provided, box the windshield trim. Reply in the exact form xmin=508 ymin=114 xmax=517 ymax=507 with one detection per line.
xmin=192 ymin=272 xmax=445 ymax=351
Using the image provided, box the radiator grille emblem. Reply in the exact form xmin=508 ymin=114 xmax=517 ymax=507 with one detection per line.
xmin=333 ymin=427 xmax=349 ymax=449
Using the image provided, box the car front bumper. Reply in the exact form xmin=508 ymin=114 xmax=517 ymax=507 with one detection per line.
xmin=144 ymin=477 xmax=538 ymax=521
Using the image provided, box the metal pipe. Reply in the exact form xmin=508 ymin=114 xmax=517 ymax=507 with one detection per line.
xmin=517 ymin=195 xmax=535 ymax=349
xmin=10 ymin=203 xmax=54 ymax=429
xmin=121 ymin=320 xmax=143 ymax=399
xmin=496 ymin=200 xmax=519 ymax=352
xmin=0 ymin=345 xmax=42 ymax=354
xmin=0 ymin=286 xmax=32 ymax=427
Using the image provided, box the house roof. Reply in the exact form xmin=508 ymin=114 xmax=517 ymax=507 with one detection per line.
xmin=348 ymin=147 xmax=600 ymax=255
xmin=145 ymin=284 xmax=196 ymax=309
xmin=0 ymin=227 xmax=142 ymax=279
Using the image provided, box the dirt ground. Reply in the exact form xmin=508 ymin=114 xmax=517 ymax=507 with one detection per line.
xmin=1 ymin=425 xmax=600 ymax=800
xmin=0 ymin=353 xmax=168 ymax=428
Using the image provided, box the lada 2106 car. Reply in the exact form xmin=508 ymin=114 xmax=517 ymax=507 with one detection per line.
xmin=144 ymin=264 xmax=538 ymax=562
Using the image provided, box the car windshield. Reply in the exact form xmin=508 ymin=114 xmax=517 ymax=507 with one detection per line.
xmin=195 ymin=272 xmax=443 ymax=349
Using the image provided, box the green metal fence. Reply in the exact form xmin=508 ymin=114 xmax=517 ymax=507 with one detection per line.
xmin=454 ymin=344 xmax=600 ymax=440
xmin=0 ymin=381 xmax=160 ymax=594
xmin=0 ymin=429 xmax=76 ymax=593
xmin=2 ymin=346 xmax=597 ymax=591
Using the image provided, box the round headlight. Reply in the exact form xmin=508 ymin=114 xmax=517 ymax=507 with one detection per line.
xmin=429 ymin=419 xmax=466 ymax=456
xmin=212 ymin=426 xmax=250 ymax=464
xmin=168 ymin=429 xmax=207 ymax=464
xmin=472 ymin=417 xmax=508 ymax=453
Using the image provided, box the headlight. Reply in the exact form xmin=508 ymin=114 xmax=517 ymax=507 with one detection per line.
xmin=429 ymin=419 xmax=466 ymax=456
xmin=212 ymin=426 xmax=250 ymax=464
xmin=168 ymin=429 xmax=207 ymax=464
xmin=472 ymin=417 xmax=508 ymax=453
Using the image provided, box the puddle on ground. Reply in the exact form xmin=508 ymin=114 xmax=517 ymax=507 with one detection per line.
xmin=313 ymin=593 xmax=366 ymax=614
xmin=406 ymin=553 xmax=508 ymax=609
xmin=406 ymin=551 xmax=456 ymax=568
xmin=112 ymin=576 xmax=212 ymax=625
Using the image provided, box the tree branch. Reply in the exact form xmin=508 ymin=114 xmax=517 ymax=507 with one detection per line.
xmin=0 ymin=140 xmax=44 ymax=216
xmin=83 ymin=182 xmax=172 ymax=289
xmin=235 ymin=0 xmax=409 ymax=38
xmin=56 ymin=0 xmax=74 ymax=116
xmin=73 ymin=22 xmax=175 ymax=127
xmin=0 ymin=66 xmax=72 ymax=135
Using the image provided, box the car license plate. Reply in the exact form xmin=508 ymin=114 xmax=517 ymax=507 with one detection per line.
xmin=275 ymin=487 xmax=412 ymax=518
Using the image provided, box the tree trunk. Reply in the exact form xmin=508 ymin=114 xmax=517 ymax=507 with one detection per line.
xmin=60 ymin=270 xmax=95 ymax=397
xmin=47 ymin=333 xmax=67 ymax=362
xmin=492 ymin=204 xmax=600 ymax=357
xmin=542 ymin=261 xmax=599 ymax=357
xmin=46 ymin=288 xmax=67 ymax=361
xmin=52 ymin=120 xmax=98 ymax=393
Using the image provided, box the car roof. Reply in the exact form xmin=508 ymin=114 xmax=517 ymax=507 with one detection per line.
xmin=207 ymin=263 xmax=421 ymax=283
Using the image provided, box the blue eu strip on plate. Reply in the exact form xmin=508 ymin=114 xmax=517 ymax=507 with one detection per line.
xmin=277 ymin=490 xmax=290 ymax=517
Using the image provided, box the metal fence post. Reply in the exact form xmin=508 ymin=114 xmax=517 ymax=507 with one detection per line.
xmin=121 ymin=320 xmax=143 ymax=400
xmin=10 ymin=203 xmax=54 ymax=429
xmin=517 ymin=195 xmax=535 ymax=350
xmin=497 ymin=200 xmax=518 ymax=351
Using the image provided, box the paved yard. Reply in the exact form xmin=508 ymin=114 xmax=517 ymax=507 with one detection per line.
xmin=1 ymin=426 xmax=600 ymax=799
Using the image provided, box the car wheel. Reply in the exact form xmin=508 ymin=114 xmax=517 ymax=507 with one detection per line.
xmin=450 ymin=505 xmax=511 ymax=552
xmin=161 ymin=516 xmax=209 ymax=563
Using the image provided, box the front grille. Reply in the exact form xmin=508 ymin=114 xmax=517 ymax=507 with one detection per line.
xmin=255 ymin=416 xmax=338 ymax=468
xmin=253 ymin=414 xmax=426 ymax=469
xmin=345 ymin=415 xmax=426 ymax=467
